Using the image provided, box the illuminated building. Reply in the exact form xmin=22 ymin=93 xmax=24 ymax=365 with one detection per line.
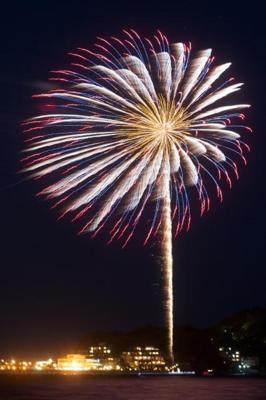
xmin=218 ymin=347 xmax=240 ymax=363
xmin=34 ymin=358 xmax=57 ymax=370
xmin=57 ymin=354 xmax=100 ymax=371
xmin=0 ymin=358 xmax=57 ymax=372
xmin=88 ymin=344 xmax=111 ymax=358
xmin=87 ymin=344 xmax=119 ymax=370
xmin=238 ymin=356 xmax=259 ymax=373
xmin=122 ymin=347 xmax=166 ymax=371
xmin=218 ymin=346 xmax=242 ymax=371
xmin=0 ymin=359 xmax=32 ymax=372
xmin=0 ymin=359 xmax=29 ymax=371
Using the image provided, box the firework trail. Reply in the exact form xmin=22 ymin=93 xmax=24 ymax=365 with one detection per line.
xmin=22 ymin=30 xmax=251 ymax=364
xmin=161 ymin=162 xmax=174 ymax=363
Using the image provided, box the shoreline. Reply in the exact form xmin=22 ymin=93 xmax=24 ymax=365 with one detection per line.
xmin=0 ymin=371 xmax=265 ymax=378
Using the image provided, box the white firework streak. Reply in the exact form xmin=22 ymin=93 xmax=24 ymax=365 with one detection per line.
xmin=22 ymin=30 xmax=251 ymax=364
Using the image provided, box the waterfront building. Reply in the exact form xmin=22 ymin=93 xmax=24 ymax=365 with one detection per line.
xmin=238 ymin=356 xmax=259 ymax=373
xmin=0 ymin=359 xmax=32 ymax=371
xmin=121 ymin=346 xmax=166 ymax=371
xmin=34 ymin=358 xmax=57 ymax=370
xmin=87 ymin=344 xmax=119 ymax=370
xmin=88 ymin=344 xmax=112 ymax=358
xmin=57 ymin=354 xmax=100 ymax=371
xmin=218 ymin=346 xmax=241 ymax=370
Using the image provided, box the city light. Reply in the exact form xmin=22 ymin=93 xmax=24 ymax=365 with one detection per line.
xmin=57 ymin=354 xmax=100 ymax=371
xmin=0 ymin=342 xmax=257 ymax=375
xmin=121 ymin=346 xmax=167 ymax=371
xmin=0 ymin=345 xmax=168 ymax=374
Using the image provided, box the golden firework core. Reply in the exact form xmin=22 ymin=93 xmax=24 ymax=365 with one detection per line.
xmin=127 ymin=97 xmax=189 ymax=147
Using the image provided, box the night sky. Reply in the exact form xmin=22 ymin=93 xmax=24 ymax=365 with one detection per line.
xmin=0 ymin=1 xmax=265 ymax=358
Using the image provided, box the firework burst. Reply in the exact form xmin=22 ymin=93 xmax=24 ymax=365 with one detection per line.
xmin=22 ymin=30 xmax=251 ymax=364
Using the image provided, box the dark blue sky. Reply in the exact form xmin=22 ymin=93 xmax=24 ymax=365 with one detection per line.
xmin=0 ymin=0 xmax=265 ymax=358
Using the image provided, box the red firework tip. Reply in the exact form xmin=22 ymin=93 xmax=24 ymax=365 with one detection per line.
xmin=144 ymin=38 xmax=154 ymax=49
xmin=78 ymin=219 xmax=94 ymax=235
xmin=163 ymin=35 xmax=169 ymax=46
xmin=71 ymin=63 xmax=89 ymax=71
xmin=123 ymin=29 xmax=134 ymax=40
xmin=90 ymin=223 xmax=105 ymax=238
xmin=153 ymin=35 xmax=161 ymax=48
xmin=241 ymin=155 xmax=247 ymax=165
xmin=225 ymin=172 xmax=232 ymax=188
xmin=21 ymin=153 xmax=41 ymax=163
xmin=172 ymin=205 xmax=177 ymax=219
xmin=243 ymin=143 xmax=251 ymax=152
xmin=216 ymin=185 xmax=221 ymax=198
xmin=96 ymin=37 xmax=111 ymax=45
xmin=186 ymin=217 xmax=191 ymax=232
xmin=49 ymin=78 xmax=69 ymax=82
xmin=21 ymin=119 xmax=42 ymax=126
xmin=200 ymin=202 xmax=205 ymax=217
xmin=32 ymin=94 xmax=47 ymax=99
xmin=174 ymin=223 xmax=180 ymax=237
xmin=122 ymin=232 xmax=134 ymax=248
xmin=107 ymin=234 xmax=116 ymax=245
xmin=125 ymin=40 xmax=135 ymax=50
xmin=23 ymin=126 xmax=43 ymax=133
xmin=95 ymin=44 xmax=109 ymax=53
xmin=143 ymin=226 xmax=153 ymax=246
xmin=233 ymin=164 xmax=239 ymax=180
xmin=219 ymin=190 xmax=224 ymax=203
xmin=154 ymin=219 xmax=162 ymax=236
xmin=51 ymin=195 xmax=70 ymax=209
xmin=117 ymin=224 xmax=129 ymax=240
xmin=108 ymin=221 xmax=125 ymax=244
xmin=57 ymin=210 xmax=68 ymax=221
xmin=68 ymin=52 xmax=87 ymax=61
xmin=30 ymin=152 xmax=60 ymax=165
xmin=77 ymin=47 xmax=95 ymax=55
xmin=110 ymin=36 xmax=124 ymax=46
xmin=157 ymin=30 xmax=164 ymax=41
xmin=130 ymin=29 xmax=141 ymax=40
xmin=24 ymin=135 xmax=44 ymax=143
xmin=50 ymin=69 xmax=71 ymax=74
xmin=110 ymin=217 xmax=123 ymax=235
xmin=71 ymin=206 xmax=91 ymax=222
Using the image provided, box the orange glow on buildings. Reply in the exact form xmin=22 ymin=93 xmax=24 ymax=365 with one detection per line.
xmin=57 ymin=354 xmax=100 ymax=371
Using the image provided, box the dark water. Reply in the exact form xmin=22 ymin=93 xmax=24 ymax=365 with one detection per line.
xmin=0 ymin=375 xmax=265 ymax=400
